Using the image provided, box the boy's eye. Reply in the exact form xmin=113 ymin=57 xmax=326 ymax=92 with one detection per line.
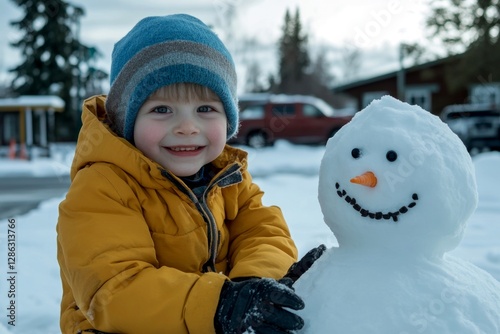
xmin=152 ymin=106 xmax=171 ymax=114
xmin=198 ymin=105 xmax=216 ymax=113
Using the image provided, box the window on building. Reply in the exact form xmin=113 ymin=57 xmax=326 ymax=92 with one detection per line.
xmin=362 ymin=92 xmax=387 ymax=108
xmin=1 ymin=113 xmax=19 ymax=146
xmin=470 ymin=84 xmax=500 ymax=105
xmin=406 ymin=89 xmax=431 ymax=111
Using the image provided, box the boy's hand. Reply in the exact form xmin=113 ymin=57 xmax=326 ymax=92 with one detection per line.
xmin=214 ymin=277 xmax=305 ymax=334
xmin=284 ymin=244 xmax=327 ymax=282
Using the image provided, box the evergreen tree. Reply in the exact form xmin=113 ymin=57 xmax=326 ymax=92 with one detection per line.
xmin=9 ymin=0 xmax=107 ymax=140
xmin=427 ymin=0 xmax=500 ymax=91
xmin=273 ymin=8 xmax=343 ymax=107
xmin=276 ymin=8 xmax=310 ymax=93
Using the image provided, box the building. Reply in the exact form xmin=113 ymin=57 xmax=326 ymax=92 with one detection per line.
xmin=0 ymin=95 xmax=64 ymax=158
xmin=332 ymin=54 xmax=500 ymax=115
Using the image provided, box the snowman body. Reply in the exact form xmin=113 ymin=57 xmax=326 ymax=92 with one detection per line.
xmin=294 ymin=96 xmax=500 ymax=333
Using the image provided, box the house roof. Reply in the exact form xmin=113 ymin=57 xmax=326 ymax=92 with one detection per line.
xmin=0 ymin=95 xmax=65 ymax=112
xmin=332 ymin=54 xmax=462 ymax=92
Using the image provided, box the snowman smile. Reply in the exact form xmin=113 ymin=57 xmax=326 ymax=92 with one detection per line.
xmin=335 ymin=182 xmax=418 ymax=222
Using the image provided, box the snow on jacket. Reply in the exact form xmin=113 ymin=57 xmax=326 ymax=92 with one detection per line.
xmin=57 ymin=95 xmax=298 ymax=334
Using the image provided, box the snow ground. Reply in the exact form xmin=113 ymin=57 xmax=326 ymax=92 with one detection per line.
xmin=0 ymin=141 xmax=498 ymax=333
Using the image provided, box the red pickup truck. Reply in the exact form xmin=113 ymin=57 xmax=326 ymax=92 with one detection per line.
xmin=229 ymin=94 xmax=354 ymax=148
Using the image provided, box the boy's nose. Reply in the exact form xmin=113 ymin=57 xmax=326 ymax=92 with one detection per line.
xmin=174 ymin=117 xmax=200 ymax=136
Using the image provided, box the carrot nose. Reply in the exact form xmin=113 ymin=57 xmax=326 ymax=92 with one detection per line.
xmin=350 ymin=171 xmax=377 ymax=188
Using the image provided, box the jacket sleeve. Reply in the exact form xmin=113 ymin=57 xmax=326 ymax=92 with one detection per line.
xmin=224 ymin=169 xmax=298 ymax=279
xmin=57 ymin=164 xmax=226 ymax=334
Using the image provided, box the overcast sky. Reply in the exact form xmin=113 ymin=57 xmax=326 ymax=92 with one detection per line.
xmin=0 ymin=0 xmax=432 ymax=92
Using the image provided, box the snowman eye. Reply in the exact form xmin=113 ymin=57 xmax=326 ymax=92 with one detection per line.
xmin=386 ymin=150 xmax=398 ymax=162
xmin=351 ymin=148 xmax=361 ymax=159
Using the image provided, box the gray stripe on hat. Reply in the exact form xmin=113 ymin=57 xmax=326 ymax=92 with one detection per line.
xmin=107 ymin=40 xmax=236 ymax=118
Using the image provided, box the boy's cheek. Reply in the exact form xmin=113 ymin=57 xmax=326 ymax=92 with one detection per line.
xmin=135 ymin=122 xmax=163 ymax=148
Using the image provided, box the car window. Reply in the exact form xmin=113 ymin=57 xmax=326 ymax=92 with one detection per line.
xmin=272 ymin=104 xmax=295 ymax=116
xmin=240 ymin=105 xmax=265 ymax=120
xmin=303 ymin=104 xmax=324 ymax=117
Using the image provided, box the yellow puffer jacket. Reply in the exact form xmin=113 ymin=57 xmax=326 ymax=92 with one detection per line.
xmin=57 ymin=95 xmax=298 ymax=334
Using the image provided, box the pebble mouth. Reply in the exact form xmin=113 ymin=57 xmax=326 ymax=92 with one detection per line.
xmin=335 ymin=182 xmax=418 ymax=222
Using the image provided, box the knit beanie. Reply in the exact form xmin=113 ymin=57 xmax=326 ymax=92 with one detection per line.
xmin=105 ymin=14 xmax=239 ymax=142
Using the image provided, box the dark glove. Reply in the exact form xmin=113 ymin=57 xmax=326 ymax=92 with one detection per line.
xmin=214 ymin=277 xmax=305 ymax=334
xmin=284 ymin=244 xmax=326 ymax=282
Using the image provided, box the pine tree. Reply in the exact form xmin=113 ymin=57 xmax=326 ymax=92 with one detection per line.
xmin=9 ymin=0 xmax=107 ymax=140
xmin=427 ymin=0 xmax=500 ymax=91
xmin=276 ymin=8 xmax=310 ymax=93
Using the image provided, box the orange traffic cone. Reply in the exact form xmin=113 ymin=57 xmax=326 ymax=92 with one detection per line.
xmin=8 ymin=138 xmax=17 ymax=159
xmin=19 ymin=143 xmax=28 ymax=160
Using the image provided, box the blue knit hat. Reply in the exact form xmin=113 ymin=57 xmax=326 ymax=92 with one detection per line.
xmin=105 ymin=14 xmax=239 ymax=142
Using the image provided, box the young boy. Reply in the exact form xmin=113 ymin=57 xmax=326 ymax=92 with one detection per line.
xmin=57 ymin=14 xmax=323 ymax=334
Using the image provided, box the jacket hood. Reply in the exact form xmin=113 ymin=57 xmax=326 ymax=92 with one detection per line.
xmin=71 ymin=95 xmax=247 ymax=189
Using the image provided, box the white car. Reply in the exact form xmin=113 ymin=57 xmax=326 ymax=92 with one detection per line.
xmin=441 ymin=103 xmax=500 ymax=152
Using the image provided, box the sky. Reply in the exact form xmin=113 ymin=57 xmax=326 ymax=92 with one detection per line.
xmin=0 ymin=0 xmax=432 ymax=92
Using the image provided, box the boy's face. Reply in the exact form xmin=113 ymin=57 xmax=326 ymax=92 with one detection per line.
xmin=134 ymin=95 xmax=227 ymax=177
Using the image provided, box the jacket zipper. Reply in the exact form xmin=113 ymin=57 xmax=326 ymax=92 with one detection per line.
xmin=161 ymin=163 xmax=242 ymax=273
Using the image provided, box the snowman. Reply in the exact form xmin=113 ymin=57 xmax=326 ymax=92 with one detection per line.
xmin=294 ymin=96 xmax=500 ymax=333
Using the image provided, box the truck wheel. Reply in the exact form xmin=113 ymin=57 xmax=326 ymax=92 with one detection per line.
xmin=247 ymin=132 xmax=267 ymax=148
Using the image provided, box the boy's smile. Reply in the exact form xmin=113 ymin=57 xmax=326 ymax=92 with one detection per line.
xmin=164 ymin=145 xmax=207 ymax=157
xmin=134 ymin=96 xmax=227 ymax=177
xmin=166 ymin=146 xmax=204 ymax=153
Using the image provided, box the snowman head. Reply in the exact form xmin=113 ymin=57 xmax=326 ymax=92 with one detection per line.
xmin=319 ymin=96 xmax=478 ymax=258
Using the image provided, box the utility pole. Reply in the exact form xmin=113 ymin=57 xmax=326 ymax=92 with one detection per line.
xmin=397 ymin=43 xmax=406 ymax=101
